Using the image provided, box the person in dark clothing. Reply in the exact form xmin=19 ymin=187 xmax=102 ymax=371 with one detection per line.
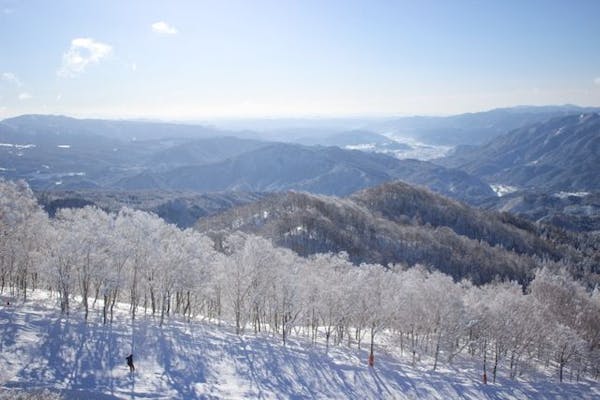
xmin=126 ymin=353 xmax=135 ymax=372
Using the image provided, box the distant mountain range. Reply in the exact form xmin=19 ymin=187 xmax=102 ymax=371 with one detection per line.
xmin=204 ymin=105 xmax=600 ymax=147
xmin=367 ymin=105 xmax=600 ymax=146
xmin=147 ymin=137 xmax=267 ymax=170
xmin=0 ymin=114 xmax=494 ymax=203
xmin=0 ymin=115 xmax=262 ymax=190
xmin=0 ymin=114 xmax=230 ymax=141
xmin=2 ymin=107 xmax=599 ymax=232
xmin=438 ymin=113 xmax=600 ymax=192
xmin=118 ymin=143 xmax=494 ymax=201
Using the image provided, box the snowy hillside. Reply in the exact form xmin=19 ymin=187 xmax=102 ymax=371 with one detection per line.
xmin=2 ymin=180 xmax=599 ymax=399
xmin=1 ymin=292 xmax=598 ymax=400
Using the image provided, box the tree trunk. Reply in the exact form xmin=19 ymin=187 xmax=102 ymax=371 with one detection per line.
xmin=110 ymin=291 xmax=117 ymax=324
xmin=150 ymin=287 xmax=156 ymax=315
xmin=433 ymin=331 xmax=442 ymax=371
xmin=282 ymin=312 xmax=288 ymax=346
xmin=183 ymin=291 xmax=191 ymax=321
xmin=482 ymin=339 xmax=488 ymax=384
xmin=509 ymin=351 xmax=516 ymax=379
xmin=82 ymin=281 xmax=89 ymax=321
xmin=411 ymin=331 xmax=417 ymax=367
xmin=559 ymin=354 xmax=564 ymax=383
xmin=92 ymin=284 xmax=100 ymax=309
xmin=493 ymin=344 xmax=499 ymax=383
xmin=103 ymin=294 xmax=109 ymax=325
xmin=369 ymin=323 xmax=375 ymax=367
xmin=160 ymin=293 xmax=166 ymax=326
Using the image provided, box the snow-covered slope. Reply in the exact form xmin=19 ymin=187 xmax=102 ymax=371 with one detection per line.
xmin=1 ymin=293 xmax=598 ymax=400
xmin=438 ymin=113 xmax=600 ymax=192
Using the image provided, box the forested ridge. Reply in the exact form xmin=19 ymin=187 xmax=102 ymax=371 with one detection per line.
xmin=198 ymin=181 xmax=600 ymax=286
xmin=2 ymin=178 xmax=600 ymax=386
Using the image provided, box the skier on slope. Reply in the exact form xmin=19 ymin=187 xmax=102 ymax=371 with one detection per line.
xmin=126 ymin=353 xmax=135 ymax=372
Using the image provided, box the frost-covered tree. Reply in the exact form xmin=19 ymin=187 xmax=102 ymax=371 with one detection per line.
xmin=45 ymin=217 xmax=79 ymax=315
xmin=360 ymin=263 xmax=396 ymax=366
xmin=0 ymin=179 xmax=49 ymax=300
xmin=222 ymin=233 xmax=260 ymax=334
xmin=54 ymin=207 xmax=113 ymax=320
xmin=529 ymin=267 xmax=596 ymax=381
xmin=312 ymin=253 xmax=353 ymax=352
xmin=420 ymin=271 xmax=466 ymax=371
xmin=117 ymin=208 xmax=165 ymax=320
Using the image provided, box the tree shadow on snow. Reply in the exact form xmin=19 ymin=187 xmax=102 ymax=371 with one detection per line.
xmin=153 ymin=322 xmax=208 ymax=399
xmin=4 ymin=315 xmax=132 ymax=397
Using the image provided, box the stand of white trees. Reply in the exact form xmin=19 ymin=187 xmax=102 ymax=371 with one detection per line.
xmin=1 ymin=179 xmax=599 ymax=383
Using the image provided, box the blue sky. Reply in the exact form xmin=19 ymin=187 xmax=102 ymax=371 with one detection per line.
xmin=1 ymin=0 xmax=599 ymax=119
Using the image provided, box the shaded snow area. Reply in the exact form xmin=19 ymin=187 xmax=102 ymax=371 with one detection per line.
xmin=1 ymin=294 xmax=598 ymax=400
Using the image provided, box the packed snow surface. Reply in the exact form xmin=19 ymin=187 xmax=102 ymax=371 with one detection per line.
xmin=1 ymin=292 xmax=598 ymax=400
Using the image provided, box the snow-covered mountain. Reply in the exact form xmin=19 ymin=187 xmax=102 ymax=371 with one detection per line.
xmin=438 ymin=113 xmax=600 ymax=192
xmin=0 ymin=115 xmax=492 ymax=204
xmin=367 ymin=105 xmax=600 ymax=146
xmin=478 ymin=190 xmax=600 ymax=232
xmin=119 ymin=143 xmax=494 ymax=202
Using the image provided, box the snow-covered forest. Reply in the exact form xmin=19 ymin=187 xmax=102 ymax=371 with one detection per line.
xmin=1 ymin=178 xmax=600 ymax=392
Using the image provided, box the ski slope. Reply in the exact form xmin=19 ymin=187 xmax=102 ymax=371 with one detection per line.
xmin=1 ymin=292 xmax=598 ymax=399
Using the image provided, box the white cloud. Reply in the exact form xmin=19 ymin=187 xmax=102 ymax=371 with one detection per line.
xmin=152 ymin=21 xmax=177 ymax=35
xmin=58 ymin=38 xmax=112 ymax=77
xmin=131 ymin=63 xmax=137 ymax=72
xmin=594 ymin=77 xmax=600 ymax=86
xmin=18 ymin=92 xmax=32 ymax=100
xmin=1 ymin=72 xmax=22 ymax=86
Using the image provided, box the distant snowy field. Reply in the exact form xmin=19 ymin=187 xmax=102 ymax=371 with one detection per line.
xmin=1 ymin=292 xmax=598 ymax=400
xmin=383 ymin=134 xmax=454 ymax=161
xmin=343 ymin=134 xmax=453 ymax=161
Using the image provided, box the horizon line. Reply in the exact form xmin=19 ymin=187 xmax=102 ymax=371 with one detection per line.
xmin=1 ymin=103 xmax=599 ymax=124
